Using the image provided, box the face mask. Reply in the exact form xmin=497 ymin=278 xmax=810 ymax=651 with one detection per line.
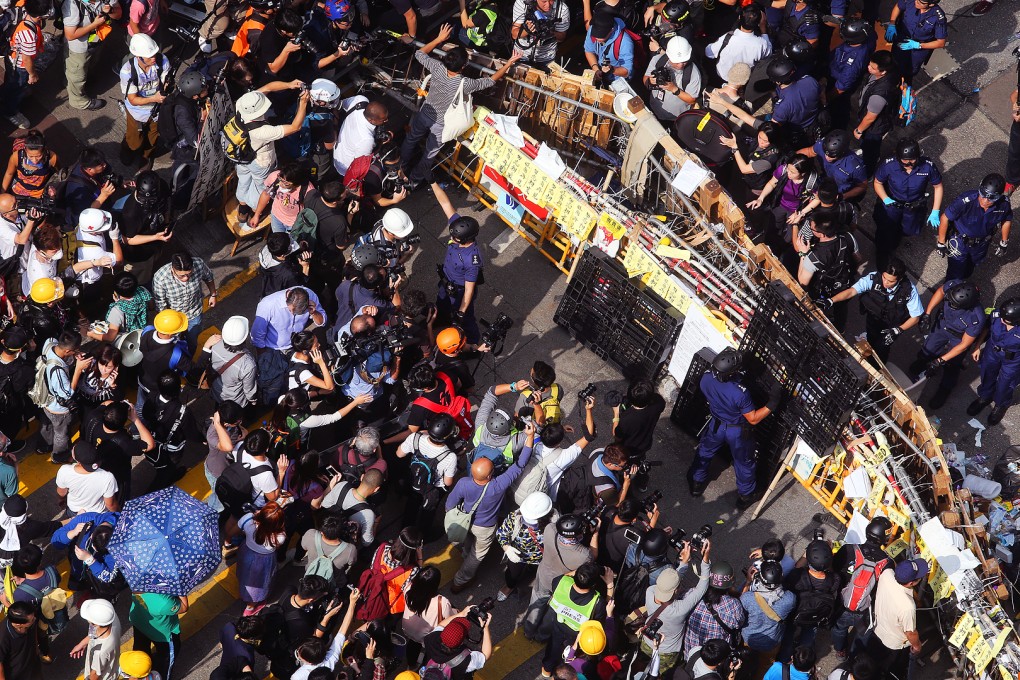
xmin=88 ymin=623 xmax=100 ymax=639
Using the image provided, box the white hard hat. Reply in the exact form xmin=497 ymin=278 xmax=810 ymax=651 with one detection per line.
xmin=665 ymin=36 xmax=692 ymax=63
xmin=80 ymin=598 xmax=117 ymax=627
xmin=129 ymin=33 xmax=160 ymax=59
xmin=236 ymin=91 xmax=271 ymax=123
xmin=520 ymin=492 xmax=553 ymax=523
xmin=382 ymin=208 xmax=414 ymax=238
xmin=79 ymin=208 xmax=112 ymax=234
xmin=222 ymin=315 xmax=250 ymax=346
xmin=309 ymin=78 xmax=340 ymax=105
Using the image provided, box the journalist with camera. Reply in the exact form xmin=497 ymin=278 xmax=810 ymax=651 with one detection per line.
xmin=256 ymin=10 xmax=318 ymax=109
xmin=643 ymin=36 xmax=702 ymax=121
xmin=524 ymin=513 xmax=598 ymax=640
xmin=511 ymin=0 xmax=569 ymax=66
xmin=0 ymin=194 xmax=42 ymax=276
xmin=356 ymin=207 xmax=418 ymax=270
xmin=63 ymin=147 xmax=120 ymax=231
xmin=421 ymin=607 xmax=494 ymax=679
xmin=331 ymin=312 xmax=392 ymax=424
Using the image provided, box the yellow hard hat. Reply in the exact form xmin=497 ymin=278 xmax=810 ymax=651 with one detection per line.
xmin=436 ymin=326 xmax=466 ymax=356
xmin=119 ymin=651 xmax=153 ymax=678
xmin=154 ymin=309 xmax=188 ymax=335
xmin=29 ymin=277 xmax=63 ymax=304
xmin=395 ymin=672 xmax=420 ymax=680
xmin=578 ymin=620 xmax=606 ymax=656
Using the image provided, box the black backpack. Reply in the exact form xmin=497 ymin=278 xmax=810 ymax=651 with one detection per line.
xmin=793 ymin=571 xmax=838 ymax=628
xmin=215 ymin=453 xmax=274 ymax=515
xmin=615 ymin=558 xmax=652 ymax=617
xmin=555 ymin=454 xmax=594 ymax=515
xmin=407 ymin=433 xmax=452 ymax=509
xmin=156 ymin=94 xmax=185 ymax=149
xmin=328 ymin=483 xmax=371 ymax=545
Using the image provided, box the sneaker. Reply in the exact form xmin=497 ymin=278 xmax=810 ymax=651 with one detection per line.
xmin=970 ymin=0 xmax=995 ymax=15
xmin=6 ymin=113 xmax=29 ymax=129
xmin=496 ymin=587 xmax=514 ymax=602
xmin=198 ymin=37 xmax=213 ymax=53
xmin=83 ymin=98 xmax=106 ymax=111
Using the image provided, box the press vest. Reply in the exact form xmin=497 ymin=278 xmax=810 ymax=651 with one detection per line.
xmin=549 ymin=576 xmax=599 ymax=631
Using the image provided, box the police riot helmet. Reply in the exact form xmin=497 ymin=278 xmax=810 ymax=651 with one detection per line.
xmin=556 ymin=514 xmax=585 ymax=539
xmin=947 ymin=281 xmax=980 ymax=311
xmin=895 ymin=138 xmax=921 ymax=163
xmin=449 ymin=216 xmax=480 ymax=243
xmin=756 ymin=560 xmax=783 ymax=589
xmin=979 ymin=173 xmax=1006 ymax=201
xmin=178 ymin=71 xmax=206 ymax=99
xmin=486 ymin=409 xmax=512 ymax=437
xmin=821 ymin=129 xmax=850 ymax=158
xmin=766 ymin=57 xmax=797 ymax=85
xmin=427 ymin=413 xmax=457 ymax=442
xmin=839 ymin=18 xmax=870 ymax=45
xmin=711 ymin=347 xmax=743 ymax=381
xmin=865 ymin=516 xmax=892 ymax=545
xmin=783 ymin=40 xmax=813 ymax=65
xmin=134 ymin=171 xmax=163 ymax=207
xmin=640 ymin=528 xmax=669 ymax=558
xmin=662 ymin=0 xmax=691 ymax=23
xmin=806 ymin=539 xmax=833 ymax=571
xmin=1000 ymin=297 xmax=1020 ymax=326
xmin=351 ymin=243 xmax=384 ymax=271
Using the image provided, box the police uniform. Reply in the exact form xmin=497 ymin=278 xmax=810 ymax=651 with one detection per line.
xmin=772 ymin=75 xmax=821 ymax=148
xmin=892 ymin=0 xmax=947 ymax=80
xmin=943 ymin=189 xmax=1013 ymax=280
xmin=908 ymin=280 xmax=986 ymax=395
xmin=779 ymin=2 xmax=820 ymax=48
xmin=811 ymin=141 xmax=868 ymax=195
xmin=873 ymin=156 xmax=942 ymax=264
xmin=976 ymin=311 xmax=1020 ymax=408
xmin=852 ymin=271 xmax=924 ymax=364
xmin=689 ymin=371 xmax=757 ymax=497
xmin=828 ymin=40 xmax=873 ymax=130
xmin=437 ymin=214 xmax=484 ymax=344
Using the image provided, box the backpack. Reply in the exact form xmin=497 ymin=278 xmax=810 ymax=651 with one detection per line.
xmin=17 ymin=566 xmax=69 ymax=634
xmin=611 ymin=26 xmax=647 ymax=79
xmin=221 ymin=113 xmax=269 ymax=164
xmin=469 ymin=440 xmax=509 ymax=474
xmin=411 ymin=372 xmax=473 ymax=440
xmin=142 ymin=325 xmax=189 ymax=372
xmin=615 ymin=559 xmax=652 ymax=617
xmin=555 ymin=453 xmax=595 ymax=514
xmin=840 ymin=545 xmax=889 ymax=612
xmin=214 ymin=452 xmax=274 ymax=516
xmin=355 ymin=544 xmax=411 ymax=621
xmin=407 ymin=433 xmax=453 ymax=509
xmin=421 ymin=649 xmax=470 ymax=680
xmin=343 ymin=153 xmax=383 ymax=198
xmin=156 ymin=93 xmax=185 ymax=149
xmin=329 ymin=483 xmax=371 ymax=546
xmin=0 ymin=374 xmax=15 ymax=413
xmin=793 ymin=572 xmax=838 ymax=627
xmin=266 ymin=414 xmax=308 ymax=462
xmin=28 ymin=353 xmax=67 ymax=408
xmin=512 ymin=444 xmax=557 ymax=505
xmin=84 ymin=561 xmax=129 ymax=603
xmin=520 ymin=384 xmax=563 ymax=423
xmin=304 ymin=533 xmax=348 ymax=581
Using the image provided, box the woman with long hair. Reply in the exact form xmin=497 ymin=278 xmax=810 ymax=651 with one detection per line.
xmin=278 ymin=450 xmax=328 ymax=563
xmin=287 ymin=330 xmax=335 ymax=398
xmin=270 ymin=387 xmax=371 ymax=459
xmin=237 ymin=501 xmax=288 ymax=615
xmin=401 ymin=565 xmax=452 ymax=665
xmin=356 ymin=526 xmax=423 ymax=622
xmin=75 ymin=343 xmax=124 ymax=422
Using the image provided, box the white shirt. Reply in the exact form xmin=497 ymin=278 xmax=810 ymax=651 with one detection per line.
xmin=534 ymin=442 xmax=582 ymax=498
xmin=291 ymin=633 xmax=346 ymax=680
xmin=511 ymin=0 xmax=569 ymax=64
xmin=75 ymin=241 xmax=115 ymax=286
xmin=705 ymin=29 xmax=772 ymax=81
xmin=84 ymin=617 xmax=122 ymax=680
xmin=333 ymin=109 xmax=377 ymax=176
xmin=56 ymin=465 xmax=118 ymax=514
xmin=21 ymin=243 xmax=58 ymax=297
xmin=0 ymin=216 xmax=21 ymax=260
xmin=240 ymin=452 xmax=278 ymax=506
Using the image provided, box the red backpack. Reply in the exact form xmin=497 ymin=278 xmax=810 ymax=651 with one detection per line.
xmin=412 ymin=372 xmax=473 ymax=440
xmin=343 ymin=154 xmax=382 ymax=198
xmin=611 ymin=26 xmax=647 ymax=79
xmin=355 ymin=544 xmax=411 ymax=621
xmin=840 ymin=545 xmax=890 ymax=612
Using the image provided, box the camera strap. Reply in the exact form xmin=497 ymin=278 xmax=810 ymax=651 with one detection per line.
xmin=705 ymin=601 xmax=741 ymax=646
xmin=753 ymin=592 xmax=782 ymax=622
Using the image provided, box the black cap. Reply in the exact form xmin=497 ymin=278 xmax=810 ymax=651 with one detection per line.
xmin=73 ymin=441 xmax=100 ymax=471
xmin=2 ymin=494 xmax=26 ymax=517
xmin=1 ymin=326 xmax=29 ymax=352
xmin=590 ymin=12 xmax=616 ymax=40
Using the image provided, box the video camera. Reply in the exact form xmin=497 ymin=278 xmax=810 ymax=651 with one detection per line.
xmin=578 ymin=382 xmax=597 ymax=401
xmin=480 ymin=313 xmax=513 ymax=350
xmin=580 ymin=498 xmax=606 ymax=531
xmin=466 ymin=596 xmax=495 ymax=626
xmin=17 ymin=194 xmax=61 ymax=218
xmin=324 ymin=325 xmax=418 ymax=374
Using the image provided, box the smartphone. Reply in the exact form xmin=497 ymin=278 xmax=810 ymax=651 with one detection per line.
xmin=624 ymin=528 xmax=643 ymax=544
xmin=326 ymin=465 xmax=340 ymax=478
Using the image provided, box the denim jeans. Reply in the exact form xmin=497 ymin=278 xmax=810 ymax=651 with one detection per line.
xmin=0 ymin=66 xmax=29 ymax=117
xmin=205 ymin=465 xmax=224 ymax=513
xmin=400 ymin=111 xmax=442 ymax=185
xmin=830 ymin=608 xmax=868 ymax=653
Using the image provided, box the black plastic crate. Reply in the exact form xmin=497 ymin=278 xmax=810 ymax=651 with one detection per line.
xmin=670 ymin=347 xmax=715 ymax=437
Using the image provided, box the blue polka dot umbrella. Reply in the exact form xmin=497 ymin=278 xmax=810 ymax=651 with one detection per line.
xmin=107 ymin=486 xmax=221 ymax=596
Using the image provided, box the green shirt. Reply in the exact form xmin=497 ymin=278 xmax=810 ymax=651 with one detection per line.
xmin=0 ymin=460 xmax=17 ymax=503
xmin=129 ymin=593 xmax=181 ymax=642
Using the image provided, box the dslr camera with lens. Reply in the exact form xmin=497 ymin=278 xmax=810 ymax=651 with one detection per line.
xmin=690 ymin=524 xmax=713 ymax=552
xmin=578 ymin=383 xmax=597 ymax=401
xmin=580 ymin=498 xmax=606 ymax=531
xmin=466 ymin=596 xmax=495 ymax=626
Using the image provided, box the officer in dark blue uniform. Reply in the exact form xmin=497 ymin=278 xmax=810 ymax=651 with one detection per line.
xmin=768 ymin=57 xmax=821 ymax=150
xmin=437 ymin=214 xmax=484 ymax=344
xmin=873 ymin=138 xmax=943 ymax=269
xmin=687 ymin=348 xmax=782 ymax=510
xmin=886 ymin=0 xmax=948 ymax=84
xmin=799 ymin=129 xmax=868 ymax=201
xmin=828 ymin=20 xmax=875 ymax=131
xmin=968 ymin=298 xmax=1020 ymax=425
xmin=937 ymin=174 xmax=1012 ymax=280
xmin=908 ymin=280 xmax=985 ymax=409
xmin=777 ymin=0 xmax=820 ymax=48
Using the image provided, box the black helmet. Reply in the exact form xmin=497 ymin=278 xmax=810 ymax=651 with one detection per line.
xmin=134 ymin=171 xmax=163 ymax=207
xmin=662 ymin=0 xmax=691 ymax=23
xmin=865 ymin=516 xmax=892 ymax=545
xmin=979 ymin=173 xmax=1006 ymax=201
xmin=806 ymin=539 xmax=832 ymax=571
xmin=556 ymin=514 xmax=585 ymax=539
xmin=178 ymin=71 xmax=206 ymax=98
xmin=821 ymin=129 xmax=850 ymax=159
xmin=351 ymin=243 xmax=383 ymax=271
xmin=449 ymin=216 xmax=480 ymax=243
xmin=709 ymin=560 xmax=735 ymax=589
xmin=783 ymin=40 xmax=813 ymax=65
xmin=640 ymin=528 xmax=669 ymax=558
xmin=1000 ymin=297 xmax=1020 ymax=326
xmin=947 ymin=281 xmax=980 ymax=311
xmin=485 ymin=409 xmax=512 ymax=437
xmin=766 ymin=57 xmax=797 ymax=85
xmin=895 ymin=138 xmax=921 ymax=163
xmin=427 ymin=414 xmax=456 ymax=442
xmin=839 ymin=18 xmax=870 ymax=45
xmin=711 ymin=348 xmax=742 ymax=381
xmin=757 ymin=560 xmax=783 ymax=589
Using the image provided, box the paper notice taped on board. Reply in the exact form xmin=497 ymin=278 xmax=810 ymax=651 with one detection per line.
xmin=666 ymin=302 xmax=732 ymax=383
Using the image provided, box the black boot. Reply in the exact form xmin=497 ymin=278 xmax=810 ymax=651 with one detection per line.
xmin=967 ymin=397 xmax=992 ymax=416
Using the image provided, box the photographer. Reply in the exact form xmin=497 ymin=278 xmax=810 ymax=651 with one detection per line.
xmin=0 ymin=194 xmax=40 ymax=274
xmin=686 ymin=638 xmax=740 ymax=680
xmin=320 ymin=467 xmax=382 ymax=547
xmin=434 ymin=326 xmax=486 ymax=393
xmin=644 ymin=37 xmax=702 ymax=121
xmin=515 ymin=360 xmax=561 ymax=422
xmin=331 ymin=265 xmax=395 ymax=334
xmin=469 ymin=379 xmax=532 ymax=472
xmin=63 ymin=147 xmax=118 ymax=231
xmin=62 ymin=0 xmax=121 ymax=111
xmin=259 ymin=233 xmax=311 ymax=297
xmin=252 ymin=286 xmax=326 ymax=405
xmin=334 ymin=314 xmax=391 ymax=423
xmin=682 ymin=562 xmax=746 ymax=660
xmin=524 ymin=514 xmax=597 ymax=641
xmin=596 ymin=498 xmax=643 ymax=571
xmin=290 ymin=587 xmax=359 ymax=680
xmin=288 ymin=330 xmax=335 ymax=398
xmin=118 ymin=170 xmax=172 ymax=285
xmin=778 ymin=539 xmax=839 ymax=661
xmin=202 ymin=316 xmax=258 ymax=408
xmin=355 ymin=207 xmax=417 ymax=269
xmin=496 ymin=491 xmax=554 ymax=600
xmin=37 ymin=331 xmax=89 ymax=465
xmin=346 ymin=149 xmax=409 ymax=230
xmin=262 ymin=575 xmax=332 ymax=679
xmin=584 ymin=12 xmax=634 ymax=86
xmin=560 ymin=443 xmax=634 ymax=512
xmin=422 ymin=610 xmax=493 ymax=679
xmin=257 ymin=10 xmax=314 ymax=103
xmin=541 ymin=561 xmax=608 ymax=677
xmin=511 ymin=0 xmax=569 ymax=67
xmin=611 ymin=379 xmax=666 ymax=491
xmin=166 ymin=72 xmax=207 ymax=180
xmin=739 ymin=559 xmax=794 ymax=674
xmin=512 ymin=398 xmax=596 ymax=506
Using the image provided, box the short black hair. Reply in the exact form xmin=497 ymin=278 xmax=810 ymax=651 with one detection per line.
xmin=738 ymin=4 xmax=761 ymax=30
xmin=57 ymin=331 xmax=82 ymax=352
xmin=574 ymin=561 xmax=600 ymax=589
xmin=235 ymin=615 xmax=265 ymax=641
xmin=157 ymin=370 xmax=182 ymax=400
xmin=442 ymin=46 xmax=469 ymax=72
xmin=319 ymin=180 xmax=343 ymax=203
xmin=884 ymin=257 xmax=907 ymax=278
xmin=409 ymin=362 xmax=436 ymax=390
xmin=25 ymin=0 xmax=50 ymax=20
xmin=816 ymin=177 xmax=839 ymax=206
xmin=217 ymin=400 xmax=243 ymax=425
xmin=628 ymin=379 xmax=655 ymax=408
xmin=278 ymin=161 xmax=311 ymax=187
xmin=113 ymin=271 xmax=139 ymax=299
xmin=810 ymin=216 xmax=837 ymax=238
xmin=792 ymin=646 xmax=817 ymax=673
xmin=540 ymin=422 xmax=566 ymax=448
xmin=103 ymin=401 xmax=130 ymax=431
xmin=171 ymin=253 xmax=194 ymax=272
xmin=244 ymin=429 xmax=272 ymax=456
xmin=92 ymin=523 xmax=114 ymax=552
xmin=296 ymin=637 xmax=328 ymax=664
xmin=297 ymin=575 xmax=329 ymax=600
xmin=400 ymin=288 xmax=429 ymax=321
xmin=79 ymin=147 xmax=106 ymax=170
xmin=615 ymin=498 xmax=641 ymax=523
xmin=700 ymin=639 xmax=731 ymax=666
xmin=531 ymin=361 xmax=556 ymax=389
xmin=13 ymin=544 xmax=42 ymax=577
xmin=6 ymin=601 xmax=34 ymax=624
xmin=761 ymin=538 xmax=785 ymax=561
xmin=267 ymin=232 xmax=294 ymax=258
xmin=276 ymin=7 xmax=303 ymax=33
xmin=320 ymin=515 xmax=345 ymax=541
xmin=870 ymin=50 xmax=893 ymax=74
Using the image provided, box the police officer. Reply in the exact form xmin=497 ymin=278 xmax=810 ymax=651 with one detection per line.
xmin=798 ymin=129 xmax=868 ymax=201
xmin=937 ymin=173 xmax=1012 ymax=280
xmin=886 ymin=0 xmax=947 ymax=84
xmin=822 ymin=257 xmax=924 ymax=364
xmin=438 ymin=215 xmax=484 ymax=344
xmin=968 ymin=298 xmax=1020 ymax=425
xmin=828 ymin=19 xmax=874 ymax=131
xmin=687 ymin=348 xmax=782 ymax=510
xmin=797 ymin=214 xmax=861 ymax=331
xmin=768 ymin=57 xmax=821 ymax=150
xmin=777 ymin=0 xmax=821 ymax=49
xmin=873 ymin=138 xmax=944 ymax=269
xmin=908 ymin=280 xmax=985 ymax=409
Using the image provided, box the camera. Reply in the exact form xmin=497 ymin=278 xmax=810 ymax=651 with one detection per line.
xmin=643 ymin=618 xmax=663 ymax=641
xmin=580 ymin=498 xmax=606 ymax=531
xmin=97 ymin=168 xmax=132 ymax=190
xmin=650 ymin=66 xmax=674 ymax=90
xmin=603 ymin=389 xmax=623 ymax=408
xmin=466 ymin=596 xmax=495 ymax=626
xmin=388 ymin=263 xmax=407 ymax=284
xmin=814 ymin=527 xmax=826 ymax=541
xmin=376 ymin=234 xmax=422 ymax=261
xmin=480 ymin=313 xmax=513 ymax=349
xmin=690 ymin=524 xmax=713 ymax=552
xmin=667 ymin=527 xmax=687 ymax=552
xmin=634 ymin=458 xmax=663 ymax=475
xmin=382 ymin=172 xmax=411 ymax=199
xmin=641 ymin=490 xmax=663 ymax=514
xmin=17 ymin=194 xmax=61 ymax=217
xmin=169 ymin=24 xmax=199 ymax=43
xmin=578 ymin=383 xmax=597 ymax=401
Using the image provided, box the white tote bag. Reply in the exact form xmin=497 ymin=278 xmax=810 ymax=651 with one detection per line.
xmin=441 ymin=79 xmax=474 ymax=143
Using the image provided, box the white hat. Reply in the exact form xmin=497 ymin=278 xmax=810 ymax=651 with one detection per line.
xmin=382 ymin=208 xmax=414 ymax=238
xmin=222 ymin=316 xmax=250 ymax=346
xmin=236 ymin=91 xmax=271 ymax=123
xmin=665 ymin=36 xmax=692 ymax=63
xmin=520 ymin=492 xmax=553 ymax=523
xmin=79 ymin=208 xmax=113 ymax=233
xmin=309 ymin=78 xmax=340 ymax=105
xmin=129 ymin=33 xmax=160 ymax=59
xmin=81 ymin=598 xmax=117 ymax=627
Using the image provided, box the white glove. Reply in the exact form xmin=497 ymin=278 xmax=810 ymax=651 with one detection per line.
xmin=503 ymin=546 xmax=522 ymax=563
xmin=109 ymin=226 xmax=121 ymax=241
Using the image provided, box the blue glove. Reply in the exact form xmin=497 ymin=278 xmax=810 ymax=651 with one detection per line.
xmin=882 ymin=196 xmax=896 ymax=206
xmin=884 ymin=23 xmax=896 ymax=41
xmin=899 ymin=39 xmax=922 ymax=50
xmin=927 ymin=209 xmax=940 ymax=229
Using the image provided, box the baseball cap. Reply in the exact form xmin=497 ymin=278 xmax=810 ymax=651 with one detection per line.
xmin=727 ymin=62 xmax=752 ymax=86
xmin=81 ymin=598 xmax=117 ymax=626
xmin=1 ymin=326 xmax=29 ymax=352
xmin=894 ymin=558 xmax=929 ymax=584
xmin=440 ymin=617 xmax=470 ymax=647
xmin=590 ymin=12 xmax=616 ymax=41
xmin=73 ymin=441 xmax=100 ymax=471
xmin=653 ymin=567 xmax=680 ymax=601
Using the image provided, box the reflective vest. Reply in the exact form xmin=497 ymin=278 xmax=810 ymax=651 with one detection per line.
xmin=549 ymin=575 xmax=599 ymax=631
xmin=465 ymin=8 xmax=497 ymax=46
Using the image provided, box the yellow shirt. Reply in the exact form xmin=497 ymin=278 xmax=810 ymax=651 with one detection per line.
xmin=873 ymin=569 xmax=916 ymax=649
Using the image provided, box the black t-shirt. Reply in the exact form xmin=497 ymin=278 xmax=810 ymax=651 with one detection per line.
xmin=434 ymin=353 xmax=474 ymax=392
xmin=614 ymin=395 xmax=666 ymax=456
xmin=276 ymin=587 xmax=319 ymax=645
xmin=258 ymin=29 xmax=311 ymax=83
xmin=306 ymin=191 xmax=350 ymax=254
xmin=0 ymin=619 xmax=41 ymax=680
xmin=408 ymin=378 xmax=455 ymax=429
xmin=81 ymin=410 xmax=144 ymax=484
xmin=138 ymin=331 xmax=193 ymax=390
xmin=0 ymin=355 xmax=34 ymax=409
xmin=119 ymin=186 xmax=171 ymax=262
xmin=597 ymin=518 xmax=634 ymax=569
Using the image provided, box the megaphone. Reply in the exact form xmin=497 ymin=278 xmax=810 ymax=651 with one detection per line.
xmin=114 ymin=329 xmax=144 ymax=368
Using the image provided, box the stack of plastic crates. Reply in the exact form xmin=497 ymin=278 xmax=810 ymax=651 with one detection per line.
xmin=669 ymin=347 xmax=715 ymax=437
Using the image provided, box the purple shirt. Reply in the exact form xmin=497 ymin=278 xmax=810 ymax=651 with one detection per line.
xmin=251 ymin=287 xmax=324 ymax=350
xmin=445 ymin=446 xmax=534 ymax=527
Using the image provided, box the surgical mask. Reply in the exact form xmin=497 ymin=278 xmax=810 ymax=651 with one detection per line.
xmin=88 ymin=623 xmax=100 ymax=639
